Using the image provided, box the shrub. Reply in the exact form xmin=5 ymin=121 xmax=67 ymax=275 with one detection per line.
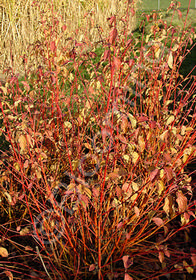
xmin=0 ymin=1 xmax=195 ymax=279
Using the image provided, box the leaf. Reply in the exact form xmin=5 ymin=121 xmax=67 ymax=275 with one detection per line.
xmin=128 ymin=114 xmax=137 ymax=128
xmin=166 ymin=115 xmax=174 ymax=126
xmin=132 ymin=182 xmax=139 ymax=191
xmin=122 ymin=183 xmax=132 ymax=198
xmin=130 ymin=7 xmax=135 ymax=16
xmin=89 ymin=264 xmax=96 ymax=271
xmin=168 ymin=52 xmax=173 ymax=69
xmin=131 ymin=152 xmax=139 ymax=164
xmin=163 ymin=196 xmax=174 ymax=217
xmin=150 ymin=169 xmax=159 ymax=182
xmin=109 ymin=27 xmax=117 ymax=45
xmin=124 ymin=273 xmax=133 ymax=280
xmin=177 ymin=9 xmax=182 ymax=19
xmin=0 ymin=247 xmax=8 ymax=257
xmin=50 ymin=41 xmax=56 ymax=52
xmin=158 ymin=251 xmax=164 ymax=263
xmin=64 ymin=121 xmax=72 ymax=130
xmin=183 ymin=260 xmax=194 ymax=274
xmin=18 ymin=134 xmax=27 ymax=153
xmin=191 ymin=251 xmax=196 ymax=266
xmin=4 ymin=271 xmax=13 ymax=280
xmin=176 ymin=191 xmax=187 ymax=213
xmin=152 ymin=217 xmax=164 ymax=227
xmin=134 ymin=206 xmax=140 ymax=217
xmin=20 ymin=227 xmax=30 ymax=235
xmin=113 ymin=56 xmax=121 ymax=71
xmin=122 ymin=255 xmax=133 ymax=269
xmin=158 ymin=180 xmax=165 ymax=196
xmin=123 ymin=154 xmax=130 ymax=163
xmin=138 ymin=135 xmax=145 ymax=152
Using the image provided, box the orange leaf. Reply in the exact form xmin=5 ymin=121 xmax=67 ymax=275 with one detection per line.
xmin=124 ymin=273 xmax=133 ymax=280
xmin=158 ymin=251 xmax=164 ymax=263
xmin=122 ymin=255 xmax=133 ymax=269
xmin=4 ymin=271 xmax=13 ymax=280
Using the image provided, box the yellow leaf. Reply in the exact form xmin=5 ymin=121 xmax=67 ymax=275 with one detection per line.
xmin=123 ymin=154 xmax=130 ymax=163
xmin=183 ymin=261 xmax=194 ymax=274
xmin=131 ymin=152 xmax=139 ymax=164
xmin=166 ymin=115 xmax=174 ymax=126
xmin=168 ymin=52 xmax=173 ymax=69
xmin=132 ymin=182 xmax=139 ymax=192
xmin=130 ymin=193 xmax=138 ymax=201
xmin=128 ymin=114 xmax=137 ymax=129
xmin=20 ymin=227 xmax=30 ymax=236
xmin=18 ymin=134 xmax=27 ymax=153
xmin=158 ymin=180 xmax=165 ymax=196
xmin=64 ymin=121 xmax=72 ymax=130
xmin=0 ymin=247 xmax=8 ymax=257
xmin=160 ymin=169 xmax=165 ymax=179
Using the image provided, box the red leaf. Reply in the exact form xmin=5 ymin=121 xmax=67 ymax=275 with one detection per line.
xmin=89 ymin=264 xmax=96 ymax=271
xmin=138 ymin=116 xmax=148 ymax=122
xmin=62 ymin=25 xmax=67 ymax=31
xmin=50 ymin=41 xmax=56 ymax=52
xmin=130 ymin=8 xmax=135 ymax=16
xmin=164 ymin=167 xmax=173 ymax=181
xmin=150 ymin=169 xmax=159 ymax=181
xmin=113 ymin=56 xmax=121 ymax=71
xmin=146 ymin=15 xmax=150 ymax=22
xmin=109 ymin=27 xmax=118 ymax=45
xmin=152 ymin=217 xmax=164 ymax=227
xmin=177 ymin=9 xmax=182 ymax=19
xmin=103 ymin=49 xmax=110 ymax=61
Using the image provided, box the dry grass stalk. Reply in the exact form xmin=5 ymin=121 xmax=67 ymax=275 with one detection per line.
xmin=0 ymin=0 xmax=139 ymax=75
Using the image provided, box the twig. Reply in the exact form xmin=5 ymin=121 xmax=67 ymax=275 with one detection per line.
xmin=36 ymin=246 xmax=53 ymax=280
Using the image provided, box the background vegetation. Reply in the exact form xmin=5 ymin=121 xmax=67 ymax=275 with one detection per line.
xmin=0 ymin=1 xmax=195 ymax=280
